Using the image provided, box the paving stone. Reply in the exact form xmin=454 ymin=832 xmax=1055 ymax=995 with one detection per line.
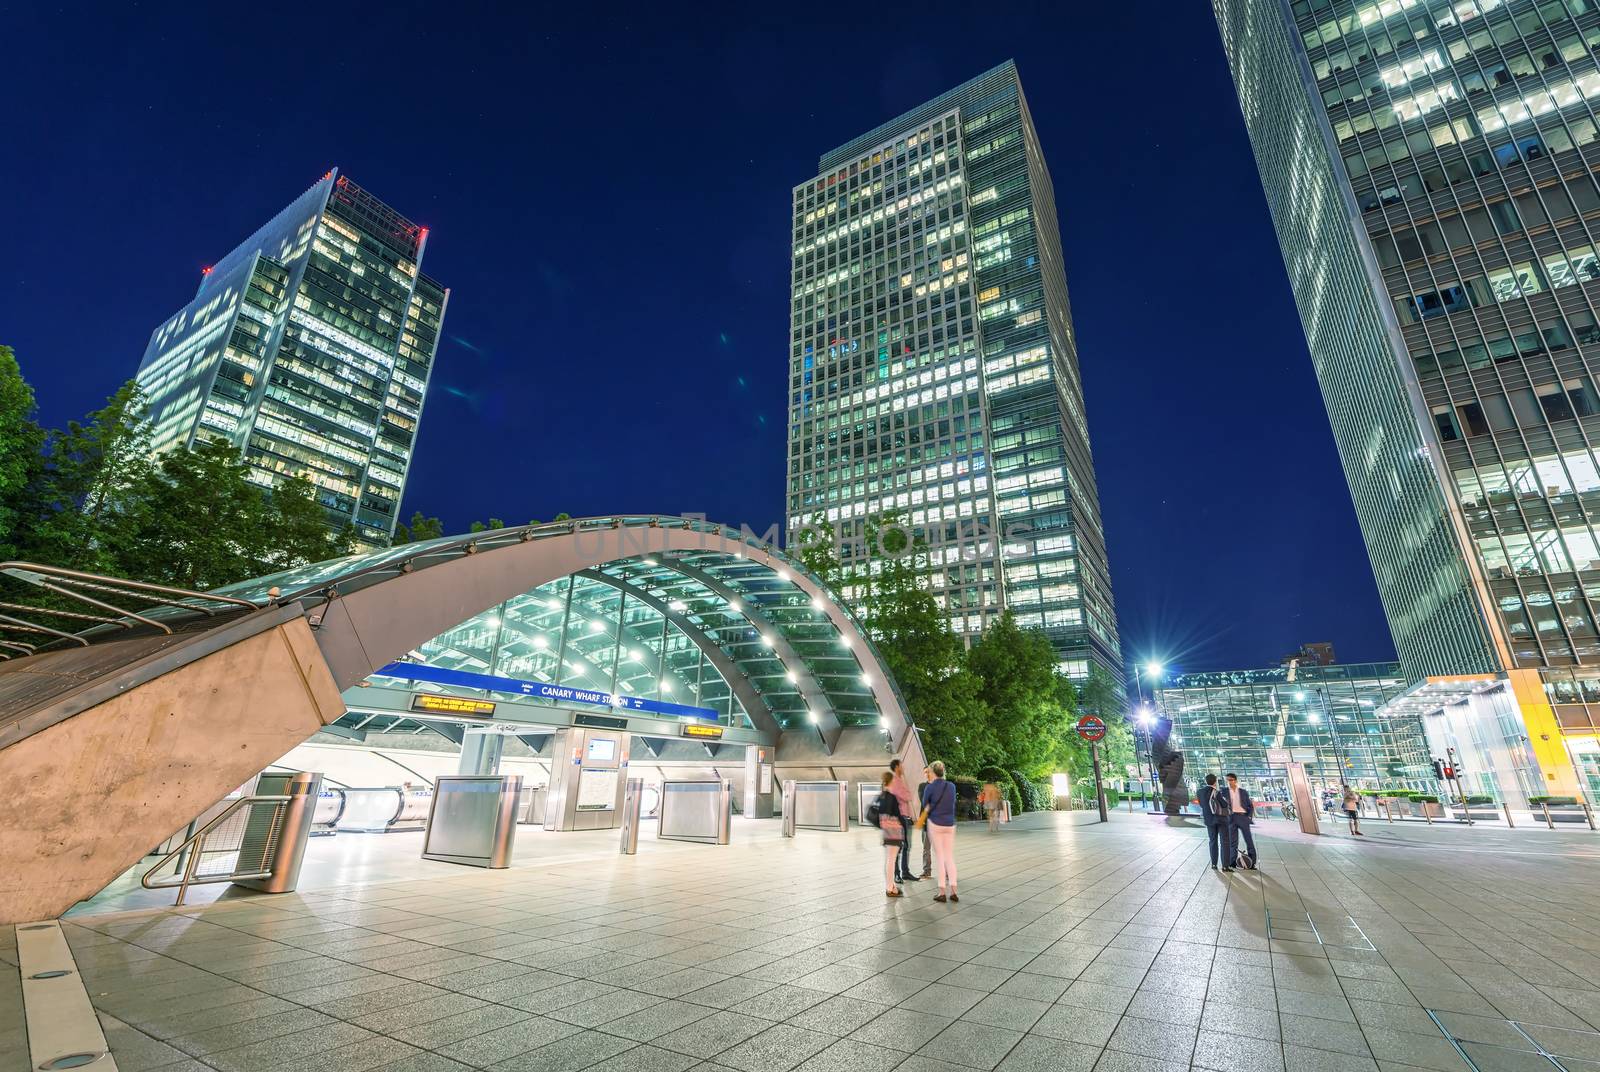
xmin=1028 ymin=1006 xmax=1119 ymax=1048
xmin=491 ymin=1029 xmax=639 ymax=1072
xmin=914 ymin=1020 xmax=1024 ymax=1070
xmin=850 ymin=1009 xmax=956 ymax=1053
xmin=652 ymin=1010 xmax=771 ymax=1059
xmin=716 ymin=1024 xmax=837 ymax=1072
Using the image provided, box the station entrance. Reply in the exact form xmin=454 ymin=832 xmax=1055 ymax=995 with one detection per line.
xmin=0 ymin=516 xmax=927 ymax=922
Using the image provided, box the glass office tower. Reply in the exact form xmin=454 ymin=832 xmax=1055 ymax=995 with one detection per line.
xmin=784 ymin=61 xmax=1122 ymax=686
xmin=1215 ymin=0 xmax=1600 ymax=793
xmin=134 ymin=170 xmax=446 ymax=548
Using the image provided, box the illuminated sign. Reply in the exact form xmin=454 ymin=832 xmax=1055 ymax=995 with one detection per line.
xmin=682 ymin=723 xmax=724 ymax=740
xmin=376 ymin=663 xmax=721 ymax=722
xmin=411 ymin=694 xmax=497 ymax=717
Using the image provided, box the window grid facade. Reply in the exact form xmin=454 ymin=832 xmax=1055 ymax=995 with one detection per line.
xmin=783 ymin=62 xmax=1121 ymax=685
xmin=135 ymin=170 xmax=446 ymax=548
xmin=1157 ymin=662 xmax=1430 ymax=793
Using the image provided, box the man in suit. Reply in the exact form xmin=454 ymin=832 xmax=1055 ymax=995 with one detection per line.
xmin=1222 ymin=772 xmax=1258 ymax=872
xmin=1199 ymin=773 xmax=1225 ymax=870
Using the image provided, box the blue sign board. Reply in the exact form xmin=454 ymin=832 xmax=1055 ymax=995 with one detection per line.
xmin=373 ymin=662 xmax=721 ymax=723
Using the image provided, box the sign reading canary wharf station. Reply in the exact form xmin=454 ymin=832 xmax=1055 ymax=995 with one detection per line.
xmin=374 ymin=662 xmax=721 ymax=722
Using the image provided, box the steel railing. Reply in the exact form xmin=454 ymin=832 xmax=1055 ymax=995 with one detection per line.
xmin=142 ymin=794 xmax=291 ymax=905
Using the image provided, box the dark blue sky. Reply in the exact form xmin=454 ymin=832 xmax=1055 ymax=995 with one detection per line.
xmin=0 ymin=3 xmax=1398 ymax=673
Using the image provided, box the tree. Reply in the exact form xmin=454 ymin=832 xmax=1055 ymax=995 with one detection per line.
xmin=798 ymin=512 xmax=994 ymax=772
xmin=0 ymin=347 xmax=45 ymax=557
xmin=469 ymin=517 xmax=506 ymax=533
xmin=394 ymin=511 xmax=445 ymax=544
xmin=105 ymin=440 xmax=350 ymax=589
xmin=22 ymin=381 xmax=153 ymax=573
xmin=965 ymin=611 xmax=1077 ymax=779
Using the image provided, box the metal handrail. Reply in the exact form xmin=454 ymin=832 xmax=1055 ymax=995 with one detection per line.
xmin=142 ymin=794 xmax=291 ymax=905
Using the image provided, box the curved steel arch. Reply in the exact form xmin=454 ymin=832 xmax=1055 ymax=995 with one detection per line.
xmin=293 ymin=518 xmax=910 ymax=742
xmin=648 ymin=556 xmax=844 ymax=749
xmin=571 ymin=570 xmax=778 ymax=736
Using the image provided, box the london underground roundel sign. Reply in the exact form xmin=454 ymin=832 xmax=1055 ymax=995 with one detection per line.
xmin=1075 ymin=715 xmax=1107 ymax=742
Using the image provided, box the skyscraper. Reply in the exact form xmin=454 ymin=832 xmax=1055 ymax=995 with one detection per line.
xmin=1214 ymin=0 xmax=1597 ymax=796
xmin=784 ymin=62 xmax=1122 ymax=688
xmin=134 ymin=170 xmax=446 ymax=548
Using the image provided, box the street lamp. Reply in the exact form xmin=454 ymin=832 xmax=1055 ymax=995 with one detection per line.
xmin=1137 ymin=703 xmax=1157 ymax=808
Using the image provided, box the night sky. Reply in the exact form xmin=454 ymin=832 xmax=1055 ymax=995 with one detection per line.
xmin=0 ymin=3 xmax=1399 ymax=674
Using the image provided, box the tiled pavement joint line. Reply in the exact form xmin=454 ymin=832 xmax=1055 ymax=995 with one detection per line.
xmin=1427 ymin=1008 xmax=1485 ymax=1072
xmin=17 ymin=920 xmax=120 ymax=1071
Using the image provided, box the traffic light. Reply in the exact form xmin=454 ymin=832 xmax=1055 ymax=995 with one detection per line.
xmin=1431 ymin=759 xmax=1446 ymax=779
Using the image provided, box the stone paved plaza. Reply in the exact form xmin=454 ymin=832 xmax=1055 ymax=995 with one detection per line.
xmin=5 ymin=811 xmax=1600 ymax=1072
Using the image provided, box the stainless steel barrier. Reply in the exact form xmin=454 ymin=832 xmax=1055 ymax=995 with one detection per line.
xmin=619 ymin=778 xmax=643 ymax=855
xmin=658 ymin=778 xmax=732 ymax=844
xmin=857 ymin=782 xmax=879 ymax=826
xmin=422 ymin=775 xmax=522 ymax=868
xmin=786 ymin=780 xmax=849 ymax=832
xmin=142 ymin=771 xmax=322 ymax=905
xmin=518 ymin=786 xmax=549 ymax=825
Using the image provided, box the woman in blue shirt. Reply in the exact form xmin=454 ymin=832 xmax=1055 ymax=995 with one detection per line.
xmin=920 ymin=760 xmax=959 ymax=902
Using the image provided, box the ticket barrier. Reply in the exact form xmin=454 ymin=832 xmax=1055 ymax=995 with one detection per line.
xmin=337 ymin=786 xmax=434 ymax=833
xmin=422 ymin=775 xmax=522 ymax=868
xmin=857 ymin=782 xmax=879 ymax=826
xmin=517 ymin=786 xmax=549 ymax=825
xmin=781 ymin=780 xmax=849 ymax=836
xmin=658 ymin=778 xmax=733 ymax=844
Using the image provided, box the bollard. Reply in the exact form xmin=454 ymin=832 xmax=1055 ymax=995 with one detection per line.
xmin=1503 ymin=801 xmax=1515 ymax=828
xmin=1424 ymin=802 xmax=1433 ymax=825
xmin=1384 ymin=800 xmax=1394 ymax=823
xmin=1582 ymin=799 xmax=1597 ymax=831
xmin=619 ymin=778 xmax=643 ymax=855
xmin=1542 ymin=802 xmax=1554 ymax=829
xmin=1127 ymin=793 xmax=1133 ymax=813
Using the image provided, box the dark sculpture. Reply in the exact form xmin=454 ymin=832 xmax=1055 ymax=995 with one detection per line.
xmin=1149 ymin=716 xmax=1187 ymax=815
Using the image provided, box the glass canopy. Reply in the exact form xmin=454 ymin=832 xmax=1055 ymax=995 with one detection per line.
xmin=219 ymin=517 xmax=898 ymax=735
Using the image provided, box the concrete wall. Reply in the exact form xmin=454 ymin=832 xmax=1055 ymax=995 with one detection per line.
xmin=0 ymin=618 xmax=344 ymax=923
xmin=775 ymin=726 xmax=926 ymax=820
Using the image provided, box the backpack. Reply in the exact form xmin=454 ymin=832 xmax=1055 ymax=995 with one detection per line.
xmin=1210 ymin=787 xmax=1230 ymax=822
xmin=866 ymin=794 xmax=883 ymax=828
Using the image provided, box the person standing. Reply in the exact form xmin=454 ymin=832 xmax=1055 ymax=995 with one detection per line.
xmin=873 ymin=772 xmax=906 ymax=897
xmin=1222 ymin=772 xmax=1258 ymax=871
xmin=980 ymin=782 xmax=1002 ymax=832
xmin=918 ymin=765 xmax=935 ymax=878
xmin=1342 ymin=783 xmax=1364 ymax=836
xmin=888 ymin=760 xmax=918 ymax=883
xmin=1199 ymin=773 xmax=1225 ymax=869
xmin=922 ymin=761 xmax=959 ymax=902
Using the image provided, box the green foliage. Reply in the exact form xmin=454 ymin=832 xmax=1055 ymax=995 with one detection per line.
xmin=791 ymin=513 xmax=1123 ymax=793
xmin=0 ymin=347 xmax=45 ymax=557
xmin=0 ymin=351 xmax=351 ymax=593
xmin=394 ymin=511 xmax=445 ymax=544
xmin=105 ymin=440 xmax=351 ymax=589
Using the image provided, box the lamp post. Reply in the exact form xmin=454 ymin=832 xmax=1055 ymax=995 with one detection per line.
xmin=1137 ymin=705 xmax=1156 ymax=808
xmin=1134 ymin=662 xmax=1165 ymax=809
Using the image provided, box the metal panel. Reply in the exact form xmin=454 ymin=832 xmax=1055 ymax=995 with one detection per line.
xmin=791 ymin=780 xmax=848 ymax=831
xmin=658 ymin=778 xmax=731 ymax=844
xmin=421 ymin=775 xmax=521 ymax=868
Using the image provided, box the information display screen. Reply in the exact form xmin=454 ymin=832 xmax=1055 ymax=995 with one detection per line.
xmin=586 ymin=738 xmax=617 ymax=762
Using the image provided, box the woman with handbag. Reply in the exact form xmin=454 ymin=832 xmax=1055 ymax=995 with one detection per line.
xmin=874 ymin=771 xmax=907 ymax=897
xmin=920 ymin=761 xmax=959 ymax=903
